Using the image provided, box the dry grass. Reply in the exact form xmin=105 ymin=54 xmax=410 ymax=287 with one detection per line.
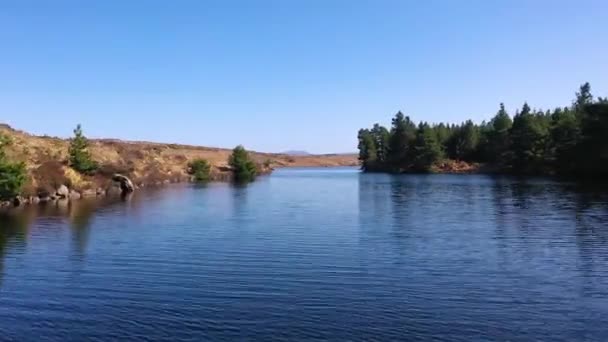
xmin=1 ymin=124 xmax=358 ymax=192
xmin=432 ymin=159 xmax=481 ymax=173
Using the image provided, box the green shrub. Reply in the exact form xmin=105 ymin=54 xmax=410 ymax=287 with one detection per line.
xmin=228 ymin=145 xmax=257 ymax=183
xmin=69 ymin=124 xmax=98 ymax=174
xmin=188 ymin=159 xmax=211 ymax=182
xmin=0 ymin=135 xmax=27 ymax=200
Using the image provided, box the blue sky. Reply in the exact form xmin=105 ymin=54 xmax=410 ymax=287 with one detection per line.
xmin=1 ymin=0 xmax=607 ymax=153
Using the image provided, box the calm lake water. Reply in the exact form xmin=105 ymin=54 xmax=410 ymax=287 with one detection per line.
xmin=1 ymin=167 xmax=608 ymax=341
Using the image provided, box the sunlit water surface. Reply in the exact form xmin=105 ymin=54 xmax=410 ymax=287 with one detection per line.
xmin=1 ymin=168 xmax=608 ymax=341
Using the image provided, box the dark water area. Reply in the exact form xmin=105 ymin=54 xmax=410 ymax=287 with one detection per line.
xmin=1 ymin=168 xmax=608 ymax=341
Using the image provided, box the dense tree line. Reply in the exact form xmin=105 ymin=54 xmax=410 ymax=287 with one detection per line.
xmin=358 ymin=83 xmax=608 ymax=178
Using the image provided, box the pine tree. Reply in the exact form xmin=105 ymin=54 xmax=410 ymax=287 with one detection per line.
xmin=188 ymin=159 xmax=211 ymax=182
xmin=229 ymin=145 xmax=257 ymax=183
xmin=481 ymin=103 xmax=513 ymax=165
xmin=433 ymin=123 xmax=451 ymax=147
xmin=69 ymin=124 xmax=98 ymax=174
xmin=411 ymin=123 xmax=443 ymax=172
xmin=387 ymin=112 xmax=416 ymax=171
xmin=370 ymin=124 xmax=390 ymax=165
xmin=357 ymin=129 xmax=378 ymax=171
xmin=574 ymin=82 xmax=593 ymax=114
xmin=0 ymin=134 xmax=26 ymax=200
xmin=549 ymin=107 xmax=579 ymax=175
xmin=446 ymin=120 xmax=479 ymax=161
xmin=509 ymin=104 xmax=550 ymax=174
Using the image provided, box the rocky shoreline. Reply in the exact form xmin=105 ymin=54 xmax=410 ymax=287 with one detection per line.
xmin=0 ymin=123 xmax=357 ymax=211
xmin=0 ymin=173 xmax=136 ymax=209
xmin=0 ymin=164 xmax=279 ymax=210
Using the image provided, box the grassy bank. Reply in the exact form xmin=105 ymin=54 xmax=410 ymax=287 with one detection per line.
xmin=0 ymin=124 xmax=357 ymax=206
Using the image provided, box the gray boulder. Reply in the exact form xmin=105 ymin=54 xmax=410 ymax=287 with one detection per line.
xmin=56 ymin=185 xmax=69 ymax=198
xmin=69 ymin=190 xmax=81 ymax=200
xmin=82 ymin=189 xmax=97 ymax=197
xmin=13 ymin=196 xmax=25 ymax=207
xmin=106 ymin=185 xmax=122 ymax=196
xmin=112 ymin=174 xmax=135 ymax=194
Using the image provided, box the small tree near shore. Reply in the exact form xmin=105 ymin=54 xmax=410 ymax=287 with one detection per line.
xmin=69 ymin=124 xmax=98 ymax=174
xmin=229 ymin=145 xmax=257 ymax=183
xmin=188 ymin=159 xmax=211 ymax=182
xmin=0 ymin=134 xmax=26 ymax=200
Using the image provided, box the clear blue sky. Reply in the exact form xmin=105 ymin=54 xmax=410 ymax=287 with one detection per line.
xmin=1 ymin=0 xmax=607 ymax=153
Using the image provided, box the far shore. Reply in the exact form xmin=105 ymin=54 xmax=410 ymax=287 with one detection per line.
xmin=0 ymin=123 xmax=358 ymax=209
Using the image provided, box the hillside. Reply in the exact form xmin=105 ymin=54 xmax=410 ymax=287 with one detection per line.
xmin=0 ymin=124 xmax=357 ymax=198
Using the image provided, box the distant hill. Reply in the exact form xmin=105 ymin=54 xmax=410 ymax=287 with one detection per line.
xmin=282 ymin=150 xmax=311 ymax=156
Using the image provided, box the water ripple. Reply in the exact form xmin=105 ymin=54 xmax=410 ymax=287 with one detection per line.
xmin=0 ymin=170 xmax=608 ymax=341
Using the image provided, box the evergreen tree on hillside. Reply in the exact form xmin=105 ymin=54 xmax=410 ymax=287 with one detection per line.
xmin=411 ymin=123 xmax=444 ymax=172
xmin=433 ymin=123 xmax=451 ymax=146
xmin=549 ymin=107 xmax=580 ymax=175
xmin=0 ymin=134 xmax=26 ymax=200
xmin=446 ymin=120 xmax=479 ymax=161
xmin=508 ymin=104 xmax=550 ymax=174
xmin=475 ymin=120 xmax=491 ymax=161
xmin=357 ymin=129 xmax=378 ymax=171
xmin=481 ymin=103 xmax=513 ymax=164
xmin=574 ymin=82 xmax=593 ymax=114
xmin=370 ymin=124 xmax=390 ymax=165
xmin=387 ymin=112 xmax=416 ymax=171
xmin=188 ymin=159 xmax=211 ymax=182
xmin=229 ymin=145 xmax=257 ymax=183
xmin=69 ymin=124 xmax=98 ymax=174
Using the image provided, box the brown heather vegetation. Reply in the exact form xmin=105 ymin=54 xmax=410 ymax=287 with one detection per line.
xmin=431 ymin=160 xmax=481 ymax=174
xmin=0 ymin=124 xmax=357 ymax=196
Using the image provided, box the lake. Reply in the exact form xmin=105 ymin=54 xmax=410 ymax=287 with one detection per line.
xmin=1 ymin=167 xmax=608 ymax=341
